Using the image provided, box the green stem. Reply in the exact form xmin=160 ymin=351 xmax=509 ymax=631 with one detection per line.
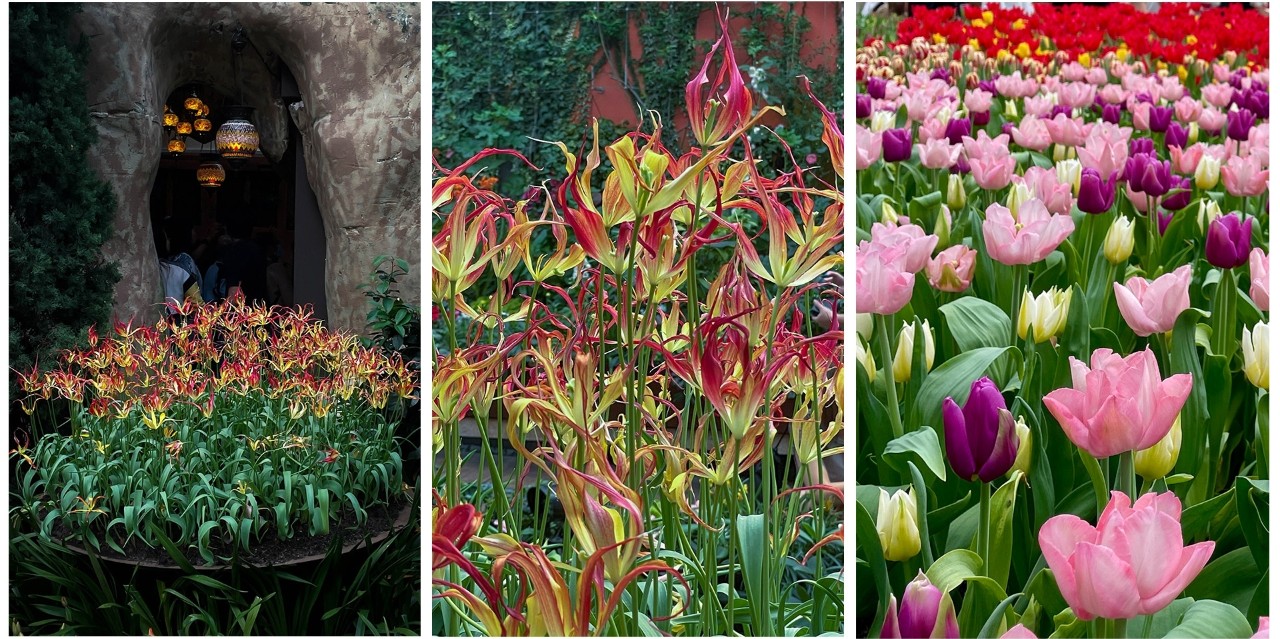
xmin=1010 ymin=264 xmax=1027 ymax=346
xmin=1116 ymin=450 xmax=1135 ymax=502
xmin=977 ymin=481 xmax=991 ymax=577
xmin=1114 ymin=617 xmax=1127 ymax=639
xmin=875 ymin=313 xmax=905 ymax=438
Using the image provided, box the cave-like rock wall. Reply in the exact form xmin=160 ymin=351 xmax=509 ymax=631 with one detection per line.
xmin=73 ymin=2 xmax=420 ymax=332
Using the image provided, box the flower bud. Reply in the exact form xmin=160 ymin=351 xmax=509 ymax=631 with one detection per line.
xmin=1194 ymin=154 xmax=1221 ymax=190
xmin=1103 ymin=215 xmax=1136 ymax=265
xmin=871 ymin=111 xmax=896 ymax=133
xmin=1187 ymin=121 xmax=1200 ymax=144
xmin=1010 ymin=415 xmax=1032 ymax=476
xmin=1135 ymin=414 xmax=1182 ymax=481
xmin=1007 ymin=181 xmax=1035 ymax=219
xmin=934 ymin=204 xmax=952 ymax=247
xmin=882 ymin=199 xmax=901 ymax=225
xmin=944 ymin=378 xmax=1018 ymax=482
xmin=893 ymin=320 xmax=936 ymax=383
xmin=1017 ymin=287 xmax=1071 ymax=344
xmin=876 ymin=488 xmax=921 ymax=562
xmin=946 ymin=173 xmax=967 ymax=209
xmin=1243 ymin=321 xmax=1269 ymax=390
xmin=856 ymin=313 xmax=874 ymax=342
xmin=856 ymin=337 xmax=876 ymax=383
xmin=883 ymin=571 xmax=960 ymax=639
xmin=1003 ymin=98 xmax=1019 ymax=120
xmin=1056 ymin=159 xmax=1083 ymax=196
xmin=1197 ymin=199 xmax=1223 ymax=232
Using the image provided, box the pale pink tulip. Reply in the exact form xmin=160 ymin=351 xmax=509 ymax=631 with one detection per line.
xmin=917 ymin=138 xmax=962 ymax=169
xmin=903 ymin=90 xmax=933 ymax=122
xmin=1098 ymin=84 xmax=1128 ymax=104
xmin=1044 ymin=113 xmax=1090 ymax=147
xmin=1122 ymin=183 xmax=1151 ymax=213
xmin=1158 ymin=76 xmax=1187 ymax=102
xmin=1023 ymin=94 xmax=1055 ymax=117
xmin=1253 ymin=617 xmax=1269 ymax=639
xmin=865 ymin=222 xmax=938 ymax=274
xmin=1044 ymin=348 xmax=1192 ymax=458
xmin=961 ymin=131 xmax=1010 ymax=161
xmin=1040 ymin=491 xmax=1214 ymax=621
xmin=1174 ymin=96 xmax=1203 ymax=123
xmin=856 ymin=126 xmax=883 ymax=170
xmin=982 ymin=200 xmax=1075 ymax=265
xmin=1202 ymin=82 xmax=1234 ymax=108
xmin=1113 ymin=265 xmax=1192 ymax=337
xmin=1169 ymin=144 xmax=1205 ymax=175
xmin=1011 ymin=115 xmax=1052 ymax=151
xmin=964 ymin=89 xmax=993 ymax=114
xmin=1019 ymin=167 xmax=1073 ymax=216
xmin=1222 ymin=154 xmax=1269 ymax=197
xmin=856 ymin=250 xmax=915 ymax=315
xmin=926 ymin=245 xmax=976 ymax=293
xmin=1251 ymin=248 xmax=1269 ymax=312
xmin=970 ymin=154 xmax=1017 ymax=191
xmin=1061 ymin=62 xmax=1087 ymax=82
xmin=918 ymin=117 xmax=948 ymax=143
xmin=1078 ymin=124 xmax=1131 ymax=178
xmin=1000 ymin=625 xmax=1039 ymax=639
xmin=1084 ymin=67 xmax=1109 ymax=86
xmin=1058 ymin=82 xmax=1097 ymax=109
xmin=1198 ymin=107 xmax=1227 ymax=135
xmin=1131 ymin=102 xmax=1152 ymax=131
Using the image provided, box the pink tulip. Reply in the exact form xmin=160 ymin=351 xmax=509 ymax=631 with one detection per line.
xmin=1039 ymin=491 xmax=1214 ymax=621
xmin=1251 ymin=247 xmax=1269 ymax=312
xmin=982 ymin=200 xmax=1075 ymax=266
xmin=1098 ymin=84 xmax=1128 ymax=104
xmin=1085 ymin=67 xmax=1109 ymax=86
xmin=1044 ymin=113 xmax=1091 ymax=147
xmin=1000 ymin=624 xmax=1039 ymax=639
xmin=1174 ymin=96 xmax=1203 ymax=123
xmin=865 ymin=222 xmax=938 ymax=274
xmin=1058 ymin=82 xmax=1097 ymax=109
xmin=961 ymin=130 xmax=1011 ymax=161
xmin=1122 ymin=183 xmax=1151 ymax=213
xmin=1078 ymin=124 xmax=1131 ymax=179
xmin=855 ymin=250 xmax=915 ymax=316
xmin=918 ymin=117 xmax=948 ymax=143
xmin=903 ymin=90 xmax=933 ymax=122
xmin=1158 ymin=76 xmax=1187 ymax=102
xmin=1131 ymin=102 xmax=1152 ymax=131
xmin=1061 ymin=62 xmax=1087 ymax=82
xmin=1019 ymin=167 xmax=1074 ymax=216
xmin=1011 ymin=115 xmax=1052 ymax=151
xmin=1023 ymin=94 xmax=1055 ymax=117
xmin=1044 ymin=348 xmax=1192 ymax=458
xmin=970 ymin=154 xmax=1017 ymax=191
xmin=964 ymin=89 xmax=993 ymax=114
xmin=926 ymin=245 xmax=977 ymax=293
xmin=917 ymin=138 xmax=962 ymax=169
xmin=1114 ymin=265 xmax=1192 ymax=337
xmin=1223 ymin=154 xmax=1269 ymax=197
xmin=1253 ymin=617 xmax=1270 ymax=639
xmin=1198 ymin=107 xmax=1227 ymax=135
xmin=856 ymin=126 xmax=883 ymax=170
xmin=1202 ymin=82 xmax=1234 ymax=108
xmin=1168 ymin=144 xmax=1204 ymax=175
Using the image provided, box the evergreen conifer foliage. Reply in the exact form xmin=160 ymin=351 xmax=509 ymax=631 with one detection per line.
xmin=10 ymin=3 xmax=121 ymax=376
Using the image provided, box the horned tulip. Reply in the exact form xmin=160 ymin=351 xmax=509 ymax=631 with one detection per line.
xmin=1039 ymin=491 xmax=1214 ymax=620
xmin=686 ymin=10 xmax=752 ymax=147
xmin=1043 ymin=348 xmax=1193 ymax=458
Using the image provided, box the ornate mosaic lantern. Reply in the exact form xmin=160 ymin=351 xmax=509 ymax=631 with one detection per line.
xmin=216 ymin=106 xmax=259 ymax=160
xmin=196 ymin=156 xmax=226 ymax=188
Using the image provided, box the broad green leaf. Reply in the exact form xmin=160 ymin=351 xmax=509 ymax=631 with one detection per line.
xmin=883 ymin=428 xmax=948 ymax=482
xmin=1185 ymin=547 xmax=1263 ymax=616
xmin=939 ymin=297 xmax=1011 ymax=352
xmin=924 ymin=548 xmax=982 ymax=594
xmin=1163 ymin=599 xmax=1254 ymax=638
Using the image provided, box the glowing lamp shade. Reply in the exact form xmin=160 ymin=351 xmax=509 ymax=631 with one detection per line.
xmin=167 ymin=137 xmax=186 ymax=156
xmin=194 ymin=117 xmax=212 ymax=132
xmin=184 ymin=95 xmax=202 ymax=113
xmin=196 ymin=160 xmax=226 ymax=188
xmin=176 ymin=121 xmax=193 ymax=135
xmin=163 ymin=111 xmax=179 ymax=128
xmin=216 ymin=108 xmax=259 ymax=160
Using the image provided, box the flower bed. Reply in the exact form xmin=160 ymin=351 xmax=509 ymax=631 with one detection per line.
xmin=855 ymin=4 xmax=1269 ymax=638
xmin=431 ymin=11 xmax=845 ymax=637
xmin=12 ymin=299 xmax=416 ymax=565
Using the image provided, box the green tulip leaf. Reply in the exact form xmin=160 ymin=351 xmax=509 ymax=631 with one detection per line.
xmin=1163 ymin=598 xmax=1254 ymax=638
xmin=939 ymin=297 xmax=1012 ymax=352
xmin=884 ymin=428 xmax=948 ymax=483
xmin=924 ymin=548 xmax=982 ymax=595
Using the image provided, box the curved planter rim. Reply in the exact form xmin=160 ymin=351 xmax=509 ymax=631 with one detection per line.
xmin=59 ymin=501 xmax=416 ymax=573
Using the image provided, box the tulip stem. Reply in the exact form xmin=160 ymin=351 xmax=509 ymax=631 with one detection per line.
xmin=1114 ymin=617 xmax=1127 ymax=639
xmin=876 ymin=313 xmax=906 ymax=439
xmin=1117 ymin=450 xmax=1135 ymax=502
xmin=1010 ymin=264 xmax=1027 ymax=346
xmin=977 ymin=481 xmax=991 ymax=577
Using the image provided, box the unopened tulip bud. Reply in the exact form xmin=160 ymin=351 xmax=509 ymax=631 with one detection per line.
xmin=935 ymin=204 xmax=952 ymax=247
xmin=856 ymin=337 xmax=876 ymax=383
xmin=1017 ymin=287 xmax=1071 ymax=343
xmin=893 ymin=320 xmax=936 ymax=383
xmin=883 ymin=571 xmax=960 ymax=639
xmin=1198 ymin=199 xmax=1223 ymax=232
xmin=1056 ymin=159 xmax=1083 ymax=196
xmin=1187 ymin=121 xmax=1200 ymax=144
xmin=1243 ymin=321 xmax=1269 ymax=390
xmin=1003 ymin=98 xmax=1019 ymax=120
xmin=876 ymin=488 xmax=921 ymax=562
xmin=871 ymin=111 xmax=895 ymax=133
xmin=1104 ymin=216 xmax=1136 ymax=265
xmin=1224 ymin=51 xmax=1238 ymax=66
xmin=1194 ymin=155 xmax=1221 ymax=190
xmin=946 ymin=173 xmax=967 ymax=209
xmin=1135 ymin=415 xmax=1182 ymax=481
xmin=1010 ymin=416 xmax=1032 ymax=476
xmin=1007 ymin=182 xmax=1035 ymax=218
xmin=944 ymin=378 xmax=1018 ymax=482
xmin=856 ymin=313 xmax=874 ymax=342
xmin=882 ymin=200 xmax=900 ymax=225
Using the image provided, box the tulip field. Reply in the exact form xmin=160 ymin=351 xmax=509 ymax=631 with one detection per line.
xmin=855 ymin=4 xmax=1269 ymax=639
xmin=431 ymin=10 xmax=845 ymax=637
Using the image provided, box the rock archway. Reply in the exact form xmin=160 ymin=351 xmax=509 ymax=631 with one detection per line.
xmin=73 ymin=2 xmax=420 ymax=332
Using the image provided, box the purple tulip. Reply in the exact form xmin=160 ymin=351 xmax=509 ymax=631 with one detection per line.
xmin=1133 ymin=92 xmax=1154 ymax=105
xmin=943 ymin=377 xmax=1018 ymax=483
xmin=1158 ymin=210 xmax=1174 ymax=236
xmin=1130 ymin=138 xmax=1155 ymax=157
xmin=1247 ymin=90 xmax=1269 ymax=117
xmin=1050 ymin=104 xmax=1074 ymax=120
xmin=973 ymin=110 xmax=990 ymax=127
xmin=978 ymin=79 xmax=996 ymax=94
xmin=1227 ymin=108 xmax=1255 ymax=142
xmin=1165 ymin=122 xmax=1189 ymax=150
xmin=868 ymin=77 xmax=888 ymax=100
xmin=881 ymin=571 xmax=960 ymax=639
xmin=1149 ymin=106 xmax=1173 ymax=133
xmin=1229 ymin=72 xmax=1246 ymax=90
xmin=1102 ymin=103 xmax=1123 ymax=124
xmin=1123 ymin=153 xmax=1173 ymax=197
xmin=1078 ymin=167 xmax=1118 ymax=214
xmin=1000 ymin=122 xmax=1015 ymax=138
xmin=883 ymin=128 xmax=913 ymax=163
xmin=1230 ymin=89 xmax=1248 ymax=111
xmin=1206 ymin=214 xmax=1253 ymax=269
xmin=945 ymin=118 xmax=971 ymax=145
xmin=950 ymin=156 xmax=971 ymax=174
xmin=857 ymin=94 xmax=872 ymax=119
xmin=931 ymin=67 xmax=951 ymax=83
xmin=1162 ymin=176 xmax=1192 ymax=212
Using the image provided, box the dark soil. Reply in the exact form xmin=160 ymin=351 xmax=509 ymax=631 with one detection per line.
xmin=56 ymin=499 xmax=414 ymax=570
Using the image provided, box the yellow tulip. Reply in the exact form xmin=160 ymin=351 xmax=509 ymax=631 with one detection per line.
xmin=1017 ymin=288 xmax=1071 ymax=344
xmin=893 ymin=320 xmax=935 ymax=383
xmin=1243 ymin=321 xmax=1269 ymax=390
xmin=1135 ymin=415 xmax=1182 ymax=481
xmin=876 ymin=487 xmax=921 ymax=562
xmin=1103 ymin=216 xmax=1136 ymax=265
